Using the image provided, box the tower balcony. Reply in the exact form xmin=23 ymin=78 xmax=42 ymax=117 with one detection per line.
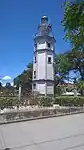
xmin=34 ymin=41 xmax=55 ymax=52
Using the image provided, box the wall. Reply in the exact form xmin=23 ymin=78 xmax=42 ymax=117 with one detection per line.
xmin=46 ymin=51 xmax=54 ymax=80
xmin=36 ymin=39 xmax=54 ymax=51
xmin=32 ymin=38 xmax=54 ymax=94
xmin=37 ymin=81 xmax=45 ymax=94
xmin=38 ymin=51 xmax=46 ymax=79
xmin=0 ymin=107 xmax=84 ymax=124
xmin=37 ymin=39 xmax=46 ymax=49
xmin=47 ymin=82 xmax=54 ymax=94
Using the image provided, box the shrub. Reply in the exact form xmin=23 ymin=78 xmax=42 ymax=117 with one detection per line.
xmin=0 ymin=97 xmax=18 ymax=109
xmin=54 ymin=96 xmax=84 ymax=106
xmin=38 ymin=97 xmax=53 ymax=107
xmin=54 ymin=86 xmax=64 ymax=96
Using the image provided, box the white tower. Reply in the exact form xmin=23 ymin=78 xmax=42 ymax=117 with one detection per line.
xmin=32 ymin=16 xmax=56 ymax=96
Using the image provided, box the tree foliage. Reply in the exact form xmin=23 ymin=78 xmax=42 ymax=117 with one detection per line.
xmin=54 ymin=96 xmax=84 ymax=106
xmin=62 ymin=0 xmax=84 ymax=51
xmin=14 ymin=63 xmax=33 ymax=94
xmin=66 ymin=50 xmax=84 ymax=80
xmin=54 ymin=53 xmax=72 ymax=85
xmin=77 ymin=79 xmax=84 ymax=95
xmin=14 ymin=63 xmax=32 ymax=85
xmin=61 ymin=0 xmax=84 ymax=94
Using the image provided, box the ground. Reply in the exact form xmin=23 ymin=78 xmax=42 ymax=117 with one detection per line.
xmin=0 ymin=113 xmax=84 ymax=150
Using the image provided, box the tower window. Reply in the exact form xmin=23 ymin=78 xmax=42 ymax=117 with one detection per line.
xmin=48 ymin=57 xmax=51 ymax=64
xmin=33 ymin=83 xmax=36 ymax=89
xmin=34 ymin=71 xmax=36 ymax=79
xmin=35 ymin=56 xmax=36 ymax=63
xmin=47 ymin=42 xmax=51 ymax=48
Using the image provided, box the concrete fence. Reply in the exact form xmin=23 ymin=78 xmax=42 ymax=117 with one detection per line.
xmin=0 ymin=107 xmax=84 ymax=124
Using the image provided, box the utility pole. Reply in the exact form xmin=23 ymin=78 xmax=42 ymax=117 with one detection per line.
xmin=18 ymin=84 xmax=21 ymax=101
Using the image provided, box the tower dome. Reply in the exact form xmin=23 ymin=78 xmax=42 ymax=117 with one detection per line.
xmin=41 ymin=16 xmax=48 ymax=25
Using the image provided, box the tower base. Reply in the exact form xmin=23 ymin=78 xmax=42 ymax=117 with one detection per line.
xmin=32 ymin=80 xmax=54 ymax=97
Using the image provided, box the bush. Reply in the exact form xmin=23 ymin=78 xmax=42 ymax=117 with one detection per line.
xmin=38 ymin=97 xmax=53 ymax=107
xmin=54 ymin=96 xmax=84 ymax=106
xmin=54 ymin=86 xmax=64 ymax=96
xmin=0 ymin=97 xmax=18 ymax=109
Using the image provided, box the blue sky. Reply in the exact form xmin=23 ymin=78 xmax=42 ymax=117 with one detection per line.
xmin=0 ymin=0 xmax=71 ymax=82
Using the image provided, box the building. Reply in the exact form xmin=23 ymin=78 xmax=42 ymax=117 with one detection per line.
xmin=32 ymin=16 xmax=56 ymax=96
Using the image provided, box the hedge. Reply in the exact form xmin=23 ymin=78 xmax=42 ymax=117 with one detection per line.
xmin=0 ymin=96 xmax=84 ymax=109
xmin=54 ymin=96 xmax=84 ymax=106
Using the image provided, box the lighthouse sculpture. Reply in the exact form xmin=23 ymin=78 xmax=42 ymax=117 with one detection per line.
xmin=32 ymin=16 xmax=55 ymax=97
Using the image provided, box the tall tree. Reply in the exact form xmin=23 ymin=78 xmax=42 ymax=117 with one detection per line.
xmin=54 ymin=53 xmax=72 ymax=85
xmin=62 ymin=0 xmax=84 ymax=83
xmin=66 ymin=51 xmax=84 ymax=80
xmin=14 ymin=63 xmax=33 ymax=95
xmin=62 ymin=0 xmax=84 ymax=51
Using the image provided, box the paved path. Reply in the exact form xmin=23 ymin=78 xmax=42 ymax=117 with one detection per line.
xmin=0 ymin=113 xmax=84 ymax=150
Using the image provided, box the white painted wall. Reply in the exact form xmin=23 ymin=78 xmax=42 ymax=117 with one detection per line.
xmin=47 ymin=65 xmax=54 ymax=80
xmin=32 ymin=81 xmax=54 ymax=95
xmin=33 ymin=37 xmax=55 ymax=95
xmin=47 ymin=82 xmax=54 ymax=94
xmin=36 ymin=39 xmax=54 ymax=50
xmin=37 ymin=82 xmax=45 ymax=94
xmin=46 ymin=51 xmax=54 ymax=80
xmin=37 ymin=39 xmax=46 ymax=49
xmin=37 ymin=51 xmax=46 ymax=80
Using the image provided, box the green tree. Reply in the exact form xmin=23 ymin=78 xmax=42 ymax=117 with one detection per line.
xmin=0 ymin=82 xmax=2 ymax=90
xmin=14 ymin=63 xmax=33 ymax=95
xmin=66 ymin=51 xmax=84 ymax=80
xmin=62 ymin=0 xmax=84 ymax=83
xmin=62 ymin=0 xmax=84 ymax=51
xmin=77 ymin=80 xmax=84 ymax=95
xmin=54 ymin=53 xmax=72 ymax=85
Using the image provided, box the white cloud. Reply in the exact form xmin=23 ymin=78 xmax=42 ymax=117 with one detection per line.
xmin=2 ymin=76 xmax=11 ymax=80
xmin=64 ymin=80 xmax=74 ymax=84
xmin=2 ymin=83 xmax=6 ymax=87
xmin=11 ymin=82 xmax=14 ymax=86
xmin=2 ymin=82 xmax=14 ymax=87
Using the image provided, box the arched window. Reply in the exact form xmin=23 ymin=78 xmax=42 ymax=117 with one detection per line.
xmin=33 ymin=83 xmax=36 ymax=89
xmin=48 ymin=57 xmax=51 ymax=64
xmin=34 ymin=71 xmax=36 ymax=79
xmin=35 ymin=56 xmax=36 ymax=63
